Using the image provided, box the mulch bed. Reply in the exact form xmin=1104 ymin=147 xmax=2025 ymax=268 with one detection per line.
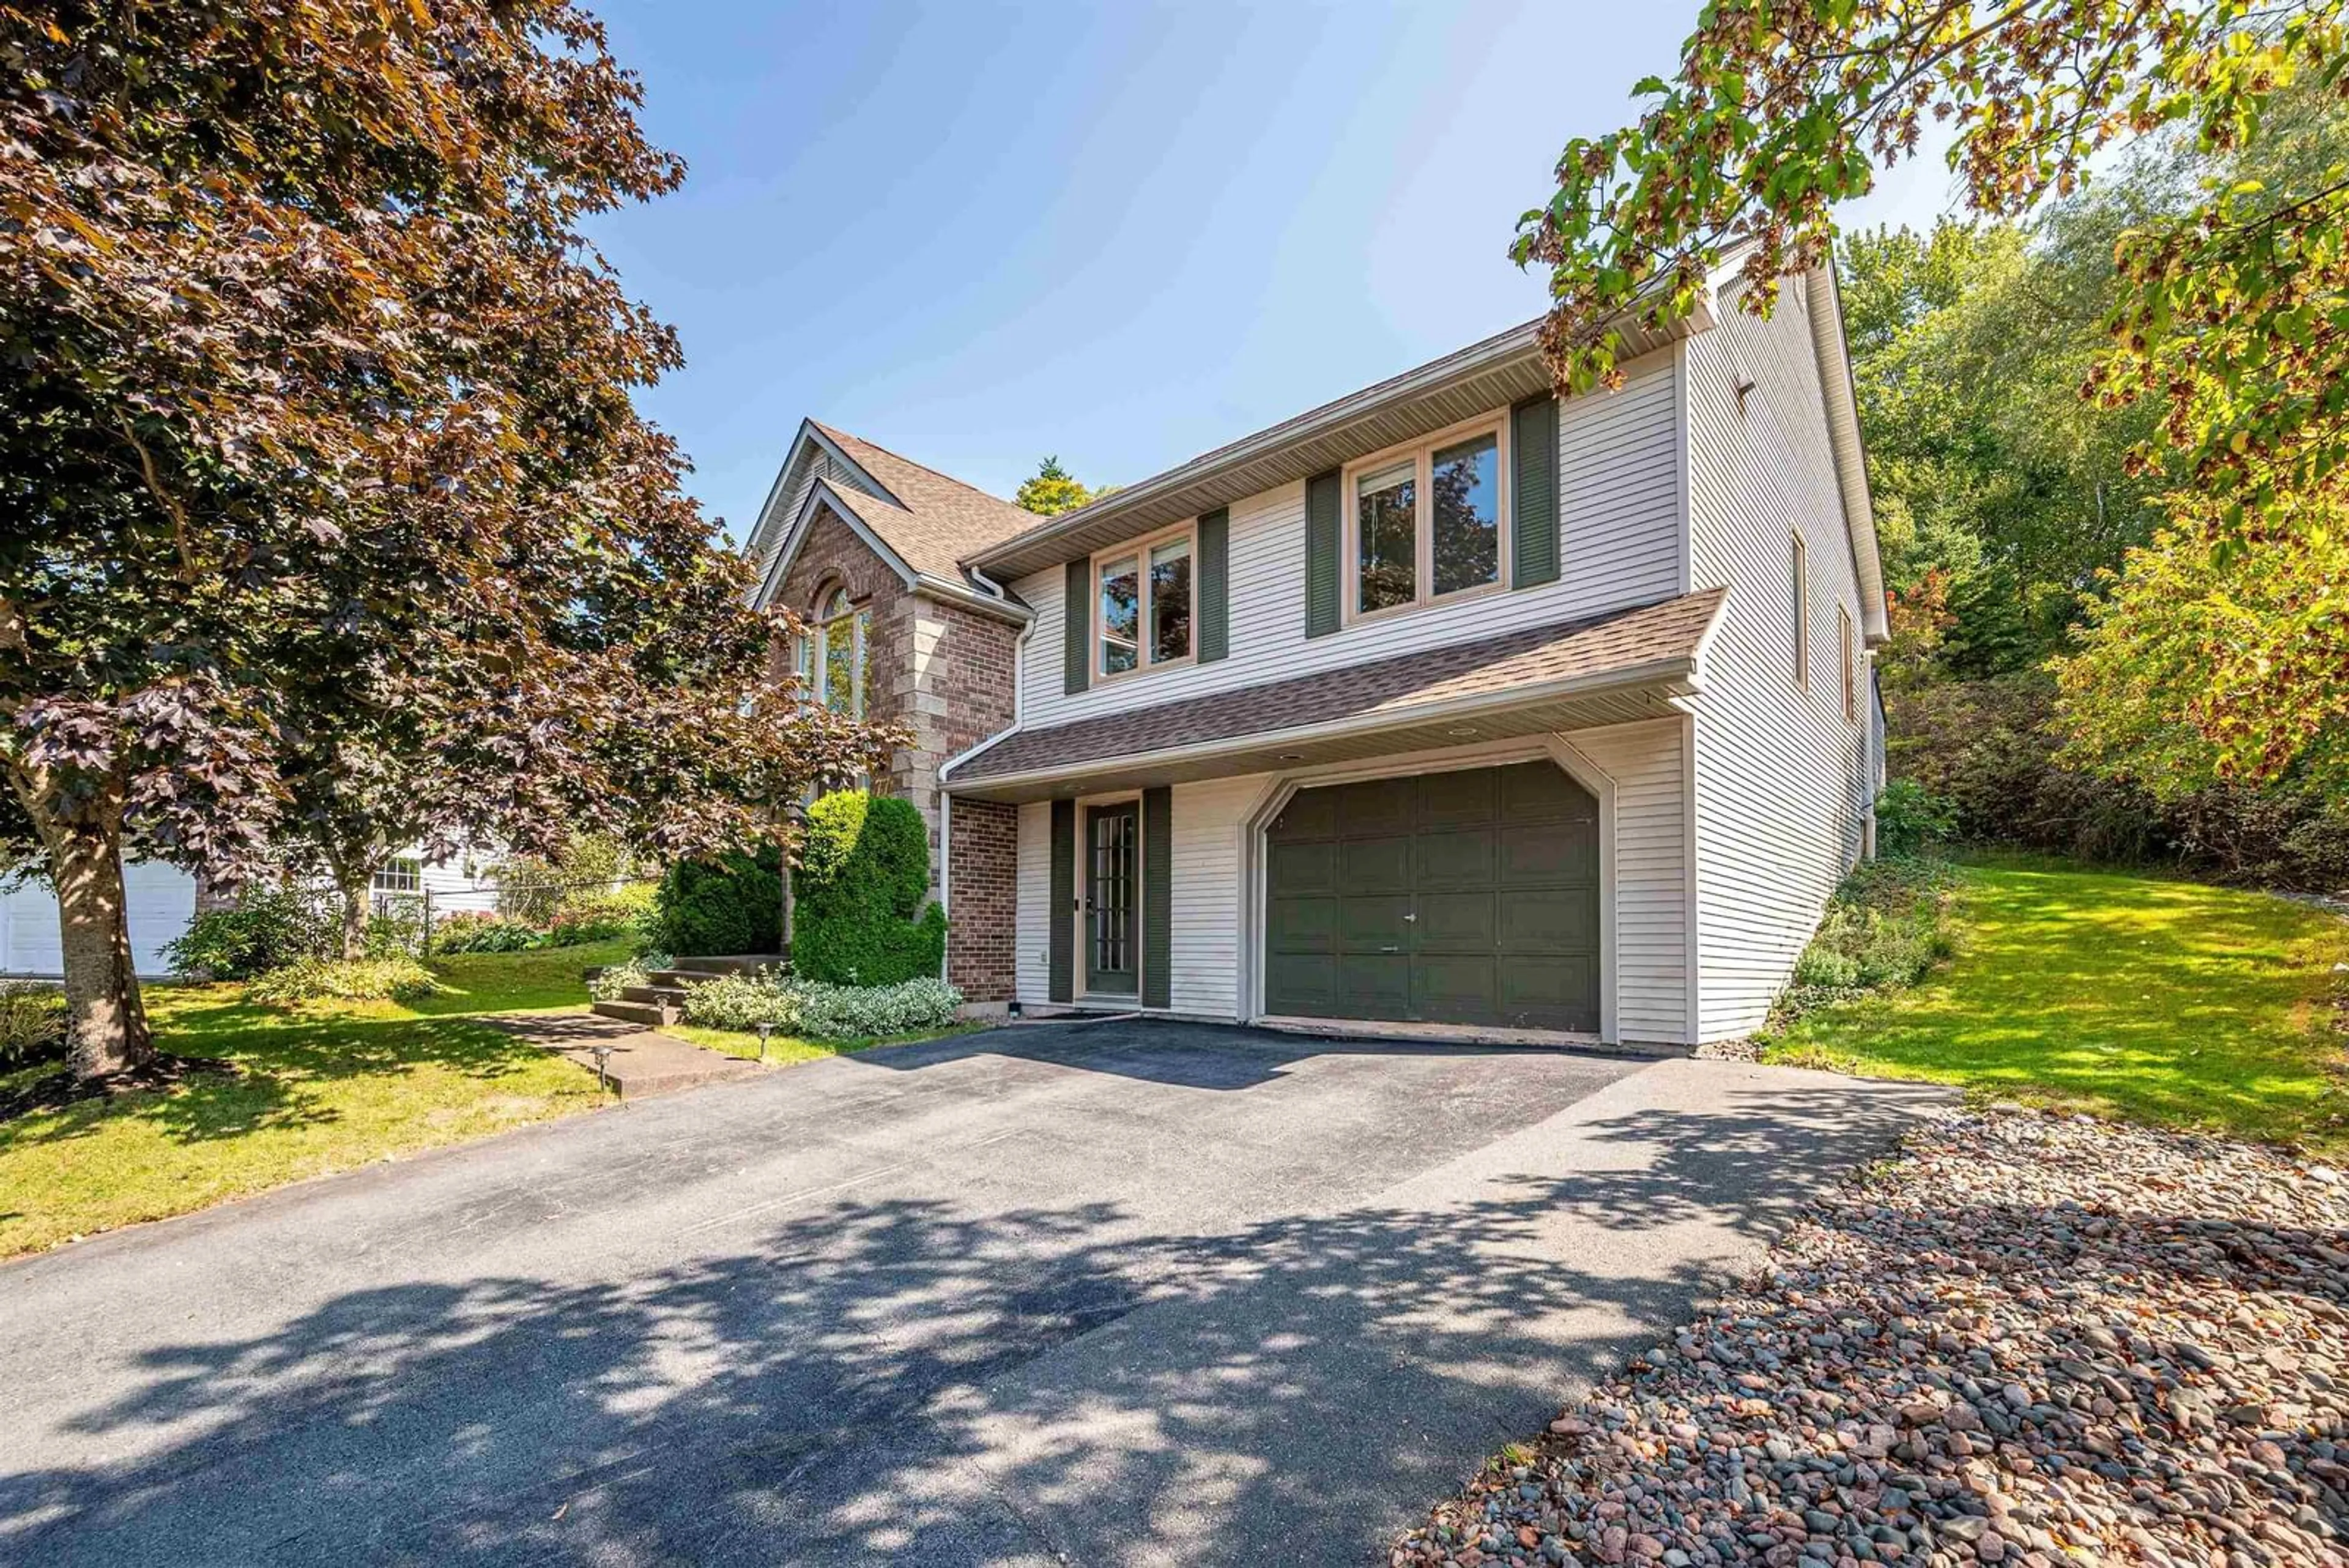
xmin=0 ymin=1054 xmax=237 ymax=1124
xmin=1395 ymin=1109 xmax=2349 ymax=1568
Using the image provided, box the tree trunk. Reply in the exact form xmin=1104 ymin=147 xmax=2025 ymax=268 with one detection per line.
xmin=47 ymin=811 xmax=154 ymax=1079
xmin=318 ymin=840 xmax=379 ymax=961
xmin=336 ymin=874 xmax=369 ymax=960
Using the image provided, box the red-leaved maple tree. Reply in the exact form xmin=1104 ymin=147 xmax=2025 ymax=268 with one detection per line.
xmin=1 ymin=2 xmax=892 ymax=1079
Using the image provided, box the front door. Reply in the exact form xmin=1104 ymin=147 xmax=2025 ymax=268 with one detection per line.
xmin=1085 ymin=801 xmax=1140 ymax=995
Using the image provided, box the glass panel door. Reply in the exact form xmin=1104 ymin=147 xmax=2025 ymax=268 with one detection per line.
xmin=1085 ymin=802 xmax=1139 ymax=995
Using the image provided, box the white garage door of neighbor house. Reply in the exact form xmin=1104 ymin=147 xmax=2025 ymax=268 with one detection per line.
xmin=0 ymin=863 xmax=197 ymax=979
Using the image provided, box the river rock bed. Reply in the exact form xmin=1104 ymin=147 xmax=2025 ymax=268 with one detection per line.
xmin=1393 ymin=1108 xmax=2349 ymax=1567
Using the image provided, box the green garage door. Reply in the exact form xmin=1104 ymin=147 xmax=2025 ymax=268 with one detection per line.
xmin=1263 ymin=761 xmax=1599 ymax=1031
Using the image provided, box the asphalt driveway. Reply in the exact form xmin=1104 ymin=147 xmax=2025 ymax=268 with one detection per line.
xmin=0 ymin=1020 xmax=1945 ymax=1567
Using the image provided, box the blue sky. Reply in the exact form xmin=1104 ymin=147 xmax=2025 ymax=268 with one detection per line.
xmin=589 ymin=1 xmax=1961 ymax=543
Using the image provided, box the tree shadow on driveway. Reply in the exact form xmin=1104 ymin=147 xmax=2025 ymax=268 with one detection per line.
xmin=0 ymin=1069 xmax=1946 ymax=1567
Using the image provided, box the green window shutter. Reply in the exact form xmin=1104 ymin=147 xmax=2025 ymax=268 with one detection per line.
xmin=1142 ymin=786 xmax=1171 ymax=1009
xmin=1048 ymin=798 xmax=1075 ymax=1001
xmin=1512 ymin=393 xmax=1560 ymax=589
xmin=1063 ymin=559 xmax=1091 ymax=695
xmin=1197 ymin=508 xmax=1230 ymax=664
xmin=1304 ymin=469 xmax=1341 ymax=637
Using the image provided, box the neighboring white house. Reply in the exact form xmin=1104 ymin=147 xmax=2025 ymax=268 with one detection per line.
xmin=0 ymin=863 xmax=199 ymax=979
xmin=0 ymin=852 xmax=502 ymax=980
xmin=928 ymin=255 xmax=1885 ymax=1047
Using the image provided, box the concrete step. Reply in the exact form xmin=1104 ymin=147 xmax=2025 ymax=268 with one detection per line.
xmin=592 ymin=998 xmax=676 ymax=1027
xmin=669 ymin=953 xmax=789 ymax=978
xmin=645 ymin=969 xmax=722 ymax=989
xmin=485 ymin=1013 xmax=760 ymax=1101
xmin=621 ymin=983 xmax=689 ymax=1006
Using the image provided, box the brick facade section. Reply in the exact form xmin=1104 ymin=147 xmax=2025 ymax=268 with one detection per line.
xmin=945 ymin=797 xmax=1018 ymax=1001
xmin=774 ymin=501 xmax=1023 ymax=1000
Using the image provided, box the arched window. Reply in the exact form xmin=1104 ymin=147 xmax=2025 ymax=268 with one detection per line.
xmin=797 ymin=585 xmax=870 ymax=718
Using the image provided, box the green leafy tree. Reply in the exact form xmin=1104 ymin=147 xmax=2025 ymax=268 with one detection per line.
xmin=0 ymin=4 xmax=897 ymax=1078
xmin=2058 ymin=499 xmax=2349 ymax=798
xmin=1518 ymin=0 xmax=2347 ymax=800
xmin=1015 ymin=456 xmax=1100 ymax=516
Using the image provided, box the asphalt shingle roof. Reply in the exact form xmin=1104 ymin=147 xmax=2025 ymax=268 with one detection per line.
xmin=947 ymin=587 xmax=1725 ymax=785
xmin=811 ymin=425 xmax=1039 ymax=584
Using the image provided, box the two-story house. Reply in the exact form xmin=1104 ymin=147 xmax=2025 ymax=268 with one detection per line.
xmin=928 ymin=258 xmax=1886 ymax=1048
xmin=746 ymin=256 xmax=1884 ymax=1048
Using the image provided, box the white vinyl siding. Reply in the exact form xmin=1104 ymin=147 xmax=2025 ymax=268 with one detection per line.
xmin=1167 ymin=776 xmax=1260 ymax=1018
xmin=1564 ymin=716 xmax=1691 ymax=1044
xmin=1015 ymin=799 xmax=1053 ymax=1004
xmin=1685 ymin=271 xmax=1873 ymax=1041
xmin=1009 ymin=350 xmax=1685 ymax=730
xmin=0 ymin=861 xmax=196 ymax=979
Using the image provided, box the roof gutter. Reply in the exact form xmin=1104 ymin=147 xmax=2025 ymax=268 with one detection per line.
xmin=914 ymin=571 xmax=1031 ymax=625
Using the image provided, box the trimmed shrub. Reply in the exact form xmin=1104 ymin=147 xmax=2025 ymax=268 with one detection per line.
xmin=792 ymin=792 xmax=946 ymax=986
xmin=245 ymin=956 xmax=442 ymax=1006
xmin=793 ymin=977 xmax=962 ymax=1039
xmin=678 ymin=970 xmax=799 ymax=1031
xmin=654 ymin=845 xmax=781 ymax=957
xmin=165 ymin=886 xmax=338 ymax=979
xmin=0 ymin=981 xmax=67 ymax=1069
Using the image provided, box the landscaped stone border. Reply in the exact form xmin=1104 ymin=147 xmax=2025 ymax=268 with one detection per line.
xmin=1395 ymin=1109 xmax=2348 ymax=1567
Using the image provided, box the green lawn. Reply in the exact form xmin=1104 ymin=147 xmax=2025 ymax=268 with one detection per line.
xmin=1765 ymin=860 xmax=2349 ymax=1151
xmin=0 ymin=938 xmax=636 ymax=1258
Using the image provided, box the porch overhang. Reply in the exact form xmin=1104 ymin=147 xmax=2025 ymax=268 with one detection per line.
xmin=942 ymin=589 xmax=1723 ymax=805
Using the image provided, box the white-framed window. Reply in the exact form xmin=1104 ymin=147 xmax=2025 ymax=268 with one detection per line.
xmin=1791 ymin=531 xmax=1810 ymax=690
xmin=371 ymin=856 xmax=423 ymax=896
xmin=1344 ymin=413 xmax=1510 ymax=624
xmin=797 ymin=585 xmax=872 ymax=718
xmin=1839 ymin=603 xmax=1857 ymax=721
xmin=1094 ymin=522 xmax=1195 ymax=680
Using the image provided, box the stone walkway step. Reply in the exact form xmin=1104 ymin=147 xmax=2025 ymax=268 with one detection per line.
xmin=669 ymin=953 xmax=787 ymax=978
xmin=590 ymin=999 xmax=674 ymax=1027
xmin=644 ymin=970 xmax=722 ymax=990
xmin=484 ymin=1012 xmax=759 ymax=1099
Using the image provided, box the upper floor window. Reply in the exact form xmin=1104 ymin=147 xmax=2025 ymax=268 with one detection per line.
xmin=1790 ymin=532 xmax=1810 ymax=689
xmin=1839 ymin=603 xmax=1857 ymax=721
xmin=1346 ymin=416 xmax=1508 ymax=622
xmin=798 ymin=586 xmax=871 ymax=717
xmin=1096 ymin=523 xmax=1193 ymax=678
